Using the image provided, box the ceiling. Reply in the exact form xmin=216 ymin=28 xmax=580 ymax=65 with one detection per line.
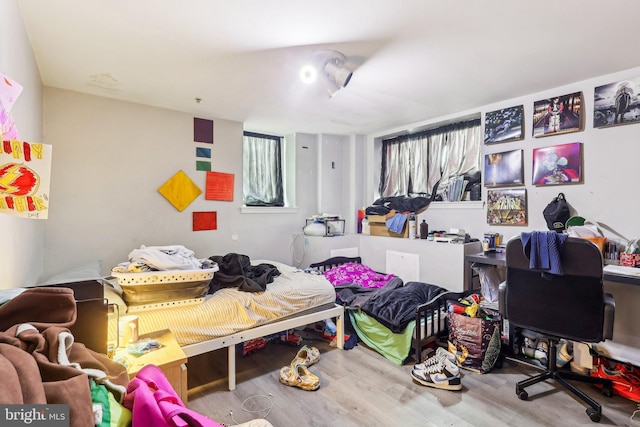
xmin=16 ymin=0 xmax=640 ymax=136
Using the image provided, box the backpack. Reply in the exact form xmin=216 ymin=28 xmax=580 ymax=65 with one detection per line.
xmin=543 ymin=192 xmax=570 ymax=233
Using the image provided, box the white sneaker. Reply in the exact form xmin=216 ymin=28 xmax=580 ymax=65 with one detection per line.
xmin=411 ymin=359 xmax=462 ymax=391
xmin=414 ymin=347 xmax=456 ymax=371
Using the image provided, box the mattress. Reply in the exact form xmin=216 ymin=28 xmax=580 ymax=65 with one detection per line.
xmin=107 ymin=260 xmax=337 ymax=346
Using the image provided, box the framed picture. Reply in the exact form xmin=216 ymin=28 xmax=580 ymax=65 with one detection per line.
xmin=484 ymin=149 xmax=524 ymax=187
xmin=594 ymin=77 xmax=640 ymax=128
xmin=484 ymin=105 xmax=524 ymax=144
xmin=487 ymin=188 xmax=527 ymax=226
xmin=532 ymin=92 xmax=583 ymax=137
xmin=532 ymin=142 xmax=582 ymax=186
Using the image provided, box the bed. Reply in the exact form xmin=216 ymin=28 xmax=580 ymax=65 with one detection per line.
xmin=105 ymin=258 xmax=345 ymax=390
xmin=310 ymin=257 xmax=468 ymax=365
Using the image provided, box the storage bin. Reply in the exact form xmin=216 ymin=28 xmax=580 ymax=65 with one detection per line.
xmin=111 ymin=268 xmax=217 ymax=305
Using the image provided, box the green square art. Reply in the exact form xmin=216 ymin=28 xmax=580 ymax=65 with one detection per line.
xmin=196 ymin=161 xmax=211 ymax=171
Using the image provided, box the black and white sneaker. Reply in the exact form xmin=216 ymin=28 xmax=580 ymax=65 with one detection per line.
xmin=414 ymin=347 xmax=457 ymax=371
xmin=411 ymin=359 xmax=462 ymax=390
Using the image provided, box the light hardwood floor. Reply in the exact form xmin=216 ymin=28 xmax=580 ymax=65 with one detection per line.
xmin=186 ymin=337 xmax=639 ymax=427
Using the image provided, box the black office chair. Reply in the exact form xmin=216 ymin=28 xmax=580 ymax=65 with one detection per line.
xmin=499 ymin=235 xmax=615 ymax=423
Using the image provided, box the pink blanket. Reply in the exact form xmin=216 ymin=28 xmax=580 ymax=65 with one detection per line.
xmin=324 ymin=263 xmax=394 ymax=288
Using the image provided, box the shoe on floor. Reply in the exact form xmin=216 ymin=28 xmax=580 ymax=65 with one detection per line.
xmin=591 ymin=356 xmax=640 ymax=402
xmin=414 ymin=347 xmax=456 ymax=371
xmin=279 ymin=363 xmax=320 ymax=391
xmin=411 ymin=359 xmax=461 ymax=391
xmin=291 ymin=345 xmax=320 ymax=367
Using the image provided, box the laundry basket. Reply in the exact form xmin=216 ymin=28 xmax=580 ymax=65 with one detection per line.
xmin=111 ymin=267 xmax=217 ymax=305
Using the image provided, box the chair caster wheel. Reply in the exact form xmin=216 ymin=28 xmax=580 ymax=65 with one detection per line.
xmin=586 ymin=408 xmax=601 ymax=423
xmin=517 ymin=389 xmax=528 ymax=400
xmin=601 ymin=386 xmax=613 ymax=398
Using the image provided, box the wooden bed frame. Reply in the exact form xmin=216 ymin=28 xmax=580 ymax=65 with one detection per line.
xmin=411 ymin=290 xmax=466 ymax=362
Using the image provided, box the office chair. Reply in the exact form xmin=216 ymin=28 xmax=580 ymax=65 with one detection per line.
xmin=499 ymin=234 xmax=615 ymax=423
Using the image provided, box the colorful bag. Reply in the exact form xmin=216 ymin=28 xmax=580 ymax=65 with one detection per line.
xmin=447 ymin=306 xmax=502 ymax=374
xmin=123 ymin=364 xmax=223 ymax=427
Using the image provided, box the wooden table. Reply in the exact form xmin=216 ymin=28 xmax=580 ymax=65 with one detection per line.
xmin=116 ymin=329 xmax=188 ymax=403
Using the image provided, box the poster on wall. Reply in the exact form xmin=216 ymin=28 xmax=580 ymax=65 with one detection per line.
xmin=486 ymin=188 xmax=527 ymax=226
xmin=0 ymin=140 xmax=52 ymax=219
xmin=532 ymin=142 xmax=582 ymax=186
xmin=593 ymin=76 xmax=640 ymax=128
xmin=484 ymin=105 xmax=524 ymax=144
xmin=0 ymin=71 xmax=24 ymax=140
xmin=532 ymin=92 xmax=583 ymax=137
xmin=484 ymin=149 xmax=524 ymax=187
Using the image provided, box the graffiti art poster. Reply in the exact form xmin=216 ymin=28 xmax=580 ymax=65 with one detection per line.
xmin=0 ymin=140 xmax=52 ymax=219
xmin=486 ymin=188 xmax=527 ymax=226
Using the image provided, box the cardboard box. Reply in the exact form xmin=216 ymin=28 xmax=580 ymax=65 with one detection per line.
xmin=368 ymin=211 xmax=409 ymax=238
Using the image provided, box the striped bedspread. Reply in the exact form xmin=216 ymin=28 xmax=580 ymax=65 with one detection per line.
xmin=110 ymin=260 xmax=336 ymax=346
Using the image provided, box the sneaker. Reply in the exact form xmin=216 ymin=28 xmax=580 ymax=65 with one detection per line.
xmin=414 ymin=347 xmax=456 ymax=371
xmin=556 ymin=339 xmax=573 ymax=368
xmin=290 ymin=345 xmax=320 ymax=367
xmin=411 ymin=359 xmax=462 ymax=391
xmin=279 ymin=363 xmax=320 ymax=391
xmin=591 ymin=357 xmax=640 ymax=402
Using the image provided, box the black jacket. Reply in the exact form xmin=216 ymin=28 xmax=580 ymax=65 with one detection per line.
xmin=208 ymin=253 xmax=280 ymax=293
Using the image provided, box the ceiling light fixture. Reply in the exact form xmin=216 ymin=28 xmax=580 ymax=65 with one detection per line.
xmin=300 ymin=50 xmax=354 ymax=98
xmin=299 ymin=64 xmax=317 ymax=84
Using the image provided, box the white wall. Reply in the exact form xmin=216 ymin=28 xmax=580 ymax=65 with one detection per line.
xmin=41 ymin=88 xmax=314 ymax=278
xmin=0 ymin=0 xmax=44 ymax=289
xmin=367 ymin=66 xmax=640 ymax=248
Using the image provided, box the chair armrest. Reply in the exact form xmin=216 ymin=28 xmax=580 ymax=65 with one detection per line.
xmin=498 ymin=281 xmax=507 ymax=317
xmin=603 ymin=293 xmax=615 ymax=341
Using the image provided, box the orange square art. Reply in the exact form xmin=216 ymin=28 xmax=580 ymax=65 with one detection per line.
xmin=205 ymin=171 xmax=234 ymax=201
xmin=193 ymin=211 xmax=217 ymax=231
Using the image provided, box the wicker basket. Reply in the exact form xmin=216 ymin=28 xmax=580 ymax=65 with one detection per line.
xmin=111 ymin=267 xmax=217 ymax=305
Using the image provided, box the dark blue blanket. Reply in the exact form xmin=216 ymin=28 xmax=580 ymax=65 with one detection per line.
xmin=336 ymin=279 xmax=446 ymax=333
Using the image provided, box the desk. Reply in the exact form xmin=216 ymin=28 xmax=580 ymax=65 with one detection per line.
xmin=465 ymin=251 xmax=506 ymax=291
xmin=603 ymin=264 xmax=640 ymax=286
xmin=465 ymin=251 xmax=640 ymax=288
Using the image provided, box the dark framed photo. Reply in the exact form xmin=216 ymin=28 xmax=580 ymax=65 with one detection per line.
xmin=487 ymin=188 xmax=527 ymax=226
xmin=532 ymin=142 xmax=582 ymax=186
xmin=484 ymin=105 xmax=524 ymax=144
xmin=594 ymin=77 xmax=640 ymax=128
xmin=532 ymin=92 xmax=583 ymax=137
xmin=484 ymin=149 xmax=524 ymax=187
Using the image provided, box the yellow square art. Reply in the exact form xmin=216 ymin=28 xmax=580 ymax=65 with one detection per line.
xmin=158 ymin=170 xmax=202 ymax=212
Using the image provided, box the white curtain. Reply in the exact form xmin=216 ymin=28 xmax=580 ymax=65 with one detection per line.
xmin=380 ymin=119 xmax=481 ymax=198
xmin=243 ymin=132 xmax=284 ymax=206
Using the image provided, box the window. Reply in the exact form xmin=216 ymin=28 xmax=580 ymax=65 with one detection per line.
xmin=242 ymin=131 xmax=284 ymax=207
xmin=379 ymin=118 xmax=481 ymax=200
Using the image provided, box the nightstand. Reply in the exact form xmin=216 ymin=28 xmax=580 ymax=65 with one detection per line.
xmin=116 ymin=329 xmax=189 ymax=403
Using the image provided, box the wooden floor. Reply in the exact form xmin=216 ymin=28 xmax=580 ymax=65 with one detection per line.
xmin=186 ymin=336 xmax=639 ymax=427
